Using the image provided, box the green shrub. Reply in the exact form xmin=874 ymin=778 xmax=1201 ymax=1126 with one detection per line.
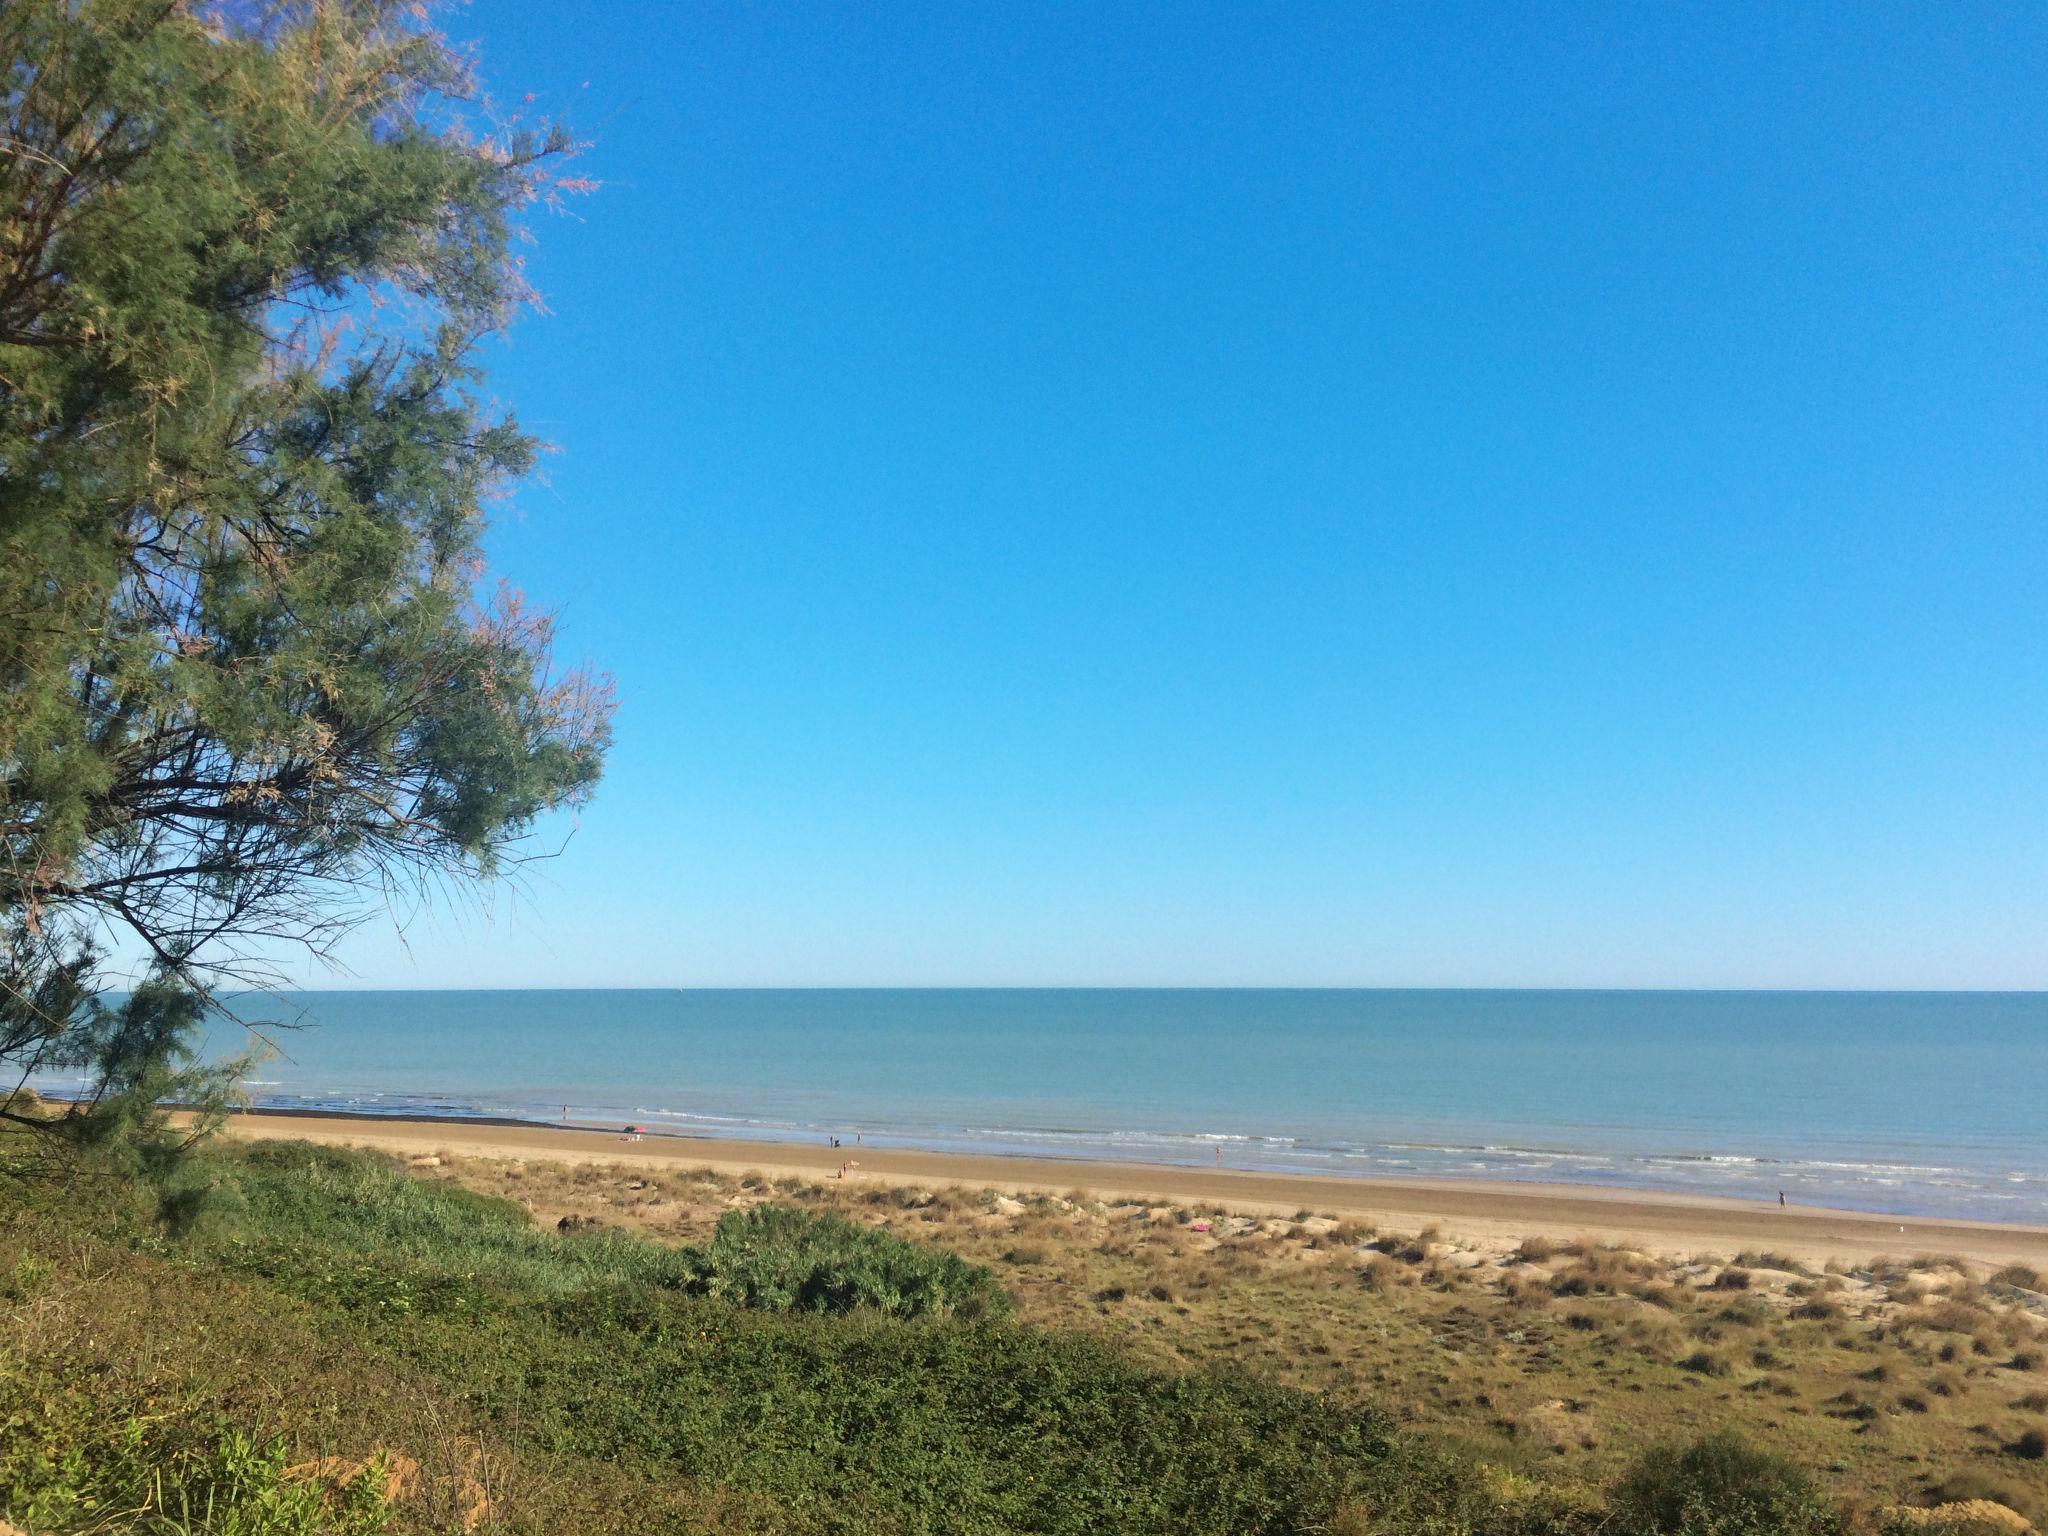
xmin=1611 ymin=1432 xmax=1844 ymax=1536
xmin=695 ymin=1204 xmax=1011 ymax=1320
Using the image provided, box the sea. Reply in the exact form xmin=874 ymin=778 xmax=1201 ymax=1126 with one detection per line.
xmin=48 ymin=988 xmax=2048 ymax=1223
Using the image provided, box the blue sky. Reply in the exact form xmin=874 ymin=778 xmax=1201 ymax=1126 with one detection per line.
xmin=327 ymin=1 xmax=2044 ymax=988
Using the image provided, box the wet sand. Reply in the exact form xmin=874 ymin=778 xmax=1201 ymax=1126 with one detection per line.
xmin=217 ymin=1108 xmax=2048 ymax=1269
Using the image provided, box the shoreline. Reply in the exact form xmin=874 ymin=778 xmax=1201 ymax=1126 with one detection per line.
xmin=218 ymin=1108 xmax=2048 ymax=1268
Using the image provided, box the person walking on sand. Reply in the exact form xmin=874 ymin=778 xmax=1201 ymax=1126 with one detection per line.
xmin=1779 ymin=1191 xmax=1786 ymax=1207
xmin=1215 ymin=1145 xmax=1222 ymax=1168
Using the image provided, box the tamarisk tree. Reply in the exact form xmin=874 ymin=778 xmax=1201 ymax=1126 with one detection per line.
xmin=0 ymin=0 xmax=612 ymax=1159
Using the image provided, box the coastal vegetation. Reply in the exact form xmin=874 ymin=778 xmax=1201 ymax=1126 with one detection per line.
xmin=5 ymin=1129 xmax=2045 ymax=1533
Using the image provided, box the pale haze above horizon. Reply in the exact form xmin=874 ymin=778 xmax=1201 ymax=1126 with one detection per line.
xmin=279 ymin=3 xmax=2045 ymax=991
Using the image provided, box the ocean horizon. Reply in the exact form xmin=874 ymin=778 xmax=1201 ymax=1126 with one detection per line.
xmin=46 ymin=987 xmax=2045 ymax=1224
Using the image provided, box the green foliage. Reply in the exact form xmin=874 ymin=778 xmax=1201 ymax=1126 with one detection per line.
xmin=0 ymin=1365 xmax=389 ymax=1536
xmin=2 ymin=1141 xmax=1883 ymax=1535
xmin=458 ymin=1294 xmax=1388 ymax=1535
xmin=45 ymin=1142 xmax=1396 ymax=1533
xmin=0 ymin=939 xmax=250 ymax=1191
xmin=181 ymin=1144 xmax=1010 ymax=1323
xmin=0 ymin=0 xmax=610 ymax=1162
xmin=1611 ymin=1432 xmax=1846 ymax=1536
xmin=696 ymin=1203 xmax=1014 ymax=1320
xmin=208 ymin=1141 xmax=700 ymax=1303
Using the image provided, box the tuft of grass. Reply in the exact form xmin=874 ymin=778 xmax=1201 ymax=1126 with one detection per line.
xmin=1733 ymin=1250 xmax=1810 ymax=1276
xmin=1356 ymin=1255 xmax=1403 ymax=1292
xmin=0 ymin=1380 xmax=390 ymax=1536
xmin=1550 ymin=1250 xmax=1652 ymax=1298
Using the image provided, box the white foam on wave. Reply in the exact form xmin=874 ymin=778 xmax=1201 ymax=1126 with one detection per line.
xmin=210 ymin=1073 xmax=2048 ymax=1225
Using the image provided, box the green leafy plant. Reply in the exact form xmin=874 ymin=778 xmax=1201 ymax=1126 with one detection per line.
xmin=1611 ymin=1432 xmax=1845 ymax=1536
xmin=695 ymin=1204 xmax=1013 ymax=1320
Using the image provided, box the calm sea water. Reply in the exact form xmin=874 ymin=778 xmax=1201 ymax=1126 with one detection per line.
xmin=61 ymin=989 xmax=2047 ymax=1221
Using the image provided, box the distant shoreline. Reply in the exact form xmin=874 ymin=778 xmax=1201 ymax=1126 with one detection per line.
xmin=168 ymin=988 xmax=2048 ymax=1225
xmin=216 ymin=1107 xmax=2048 ymax=1269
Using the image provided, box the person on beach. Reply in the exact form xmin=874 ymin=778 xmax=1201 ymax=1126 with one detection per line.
xmin=1779 ymin=1191 xmax=1786 ymax=1206
xmin=1215 ymin=1145 xmax=1222 ymax=1167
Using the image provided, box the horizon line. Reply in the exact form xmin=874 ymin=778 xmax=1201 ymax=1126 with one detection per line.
xmin=260 ymin=982 xmax=2048 ymax=995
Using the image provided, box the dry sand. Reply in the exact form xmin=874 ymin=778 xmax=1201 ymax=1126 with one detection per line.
xmin=216 ymin=1109 xmax=2048 ymax=1270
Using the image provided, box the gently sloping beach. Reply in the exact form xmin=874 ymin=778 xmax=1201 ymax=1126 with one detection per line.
xmin=217 ymin=1109 xmax=2048 ymax=1269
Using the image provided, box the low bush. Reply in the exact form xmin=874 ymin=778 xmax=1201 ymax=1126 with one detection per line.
xmin=695 ymin=1204 xmax=1011 ymax=1319
xmin=1611 ymin=1431 xmax=1844 ymax=1536
xmin=1922 ymin=1467 xmax=2046 ymax=1523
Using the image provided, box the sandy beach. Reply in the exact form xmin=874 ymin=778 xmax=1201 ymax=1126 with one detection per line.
xmin=218 ymin=1108 xmax=2048 ymax=1269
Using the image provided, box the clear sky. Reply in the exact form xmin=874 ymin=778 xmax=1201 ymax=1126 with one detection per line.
xmin=323 ymin=1 xmax=2046 ymax=989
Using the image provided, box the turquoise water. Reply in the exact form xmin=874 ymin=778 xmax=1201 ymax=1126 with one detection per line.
xmin=70 ymin=988 xmax=2048 ymax=1220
